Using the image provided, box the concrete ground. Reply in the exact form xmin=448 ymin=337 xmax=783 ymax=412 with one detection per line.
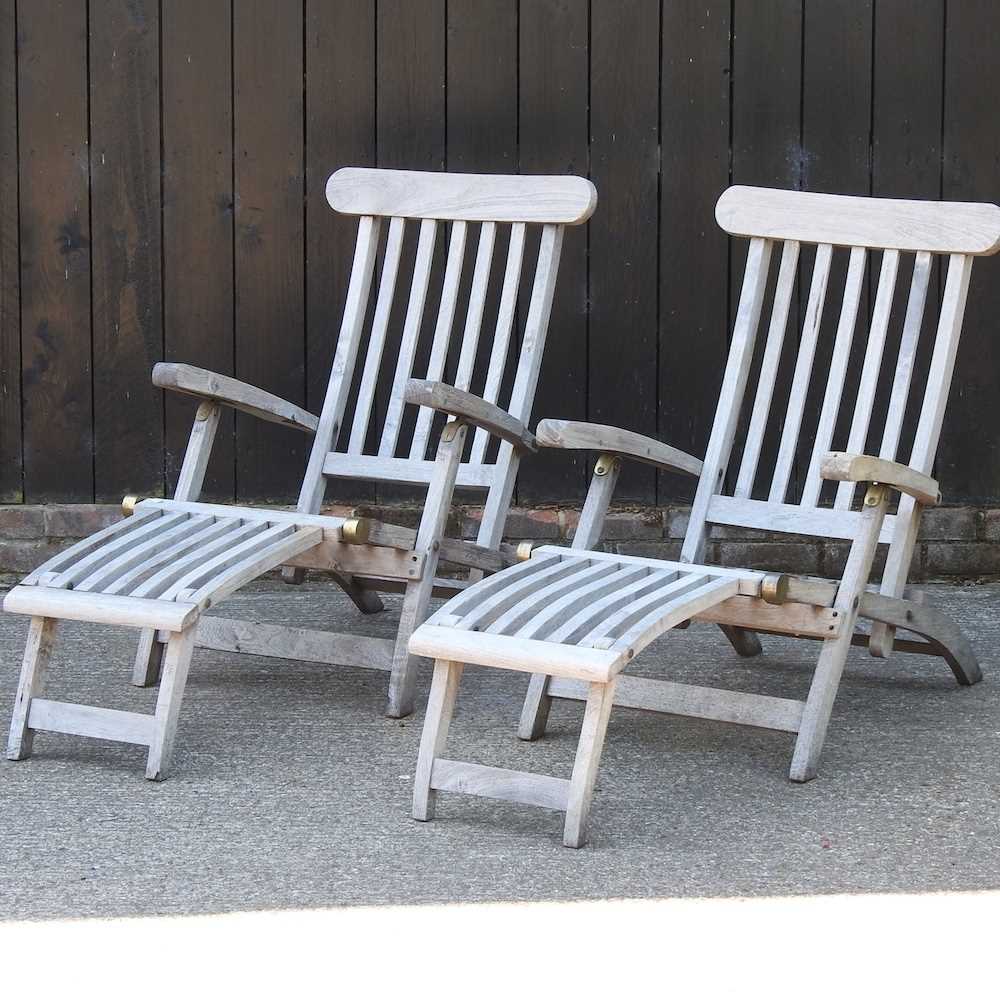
xmin=1 ymin=580 xmax=998 ymax=923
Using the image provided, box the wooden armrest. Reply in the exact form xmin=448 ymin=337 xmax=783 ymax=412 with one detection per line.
xmin=153 ymin=363 xmax=319 ymax=434
xmin=535 ymin=419 xmax=703 ymax=478
xmin=403 ymin=379 xmax=537 ymax=453
xmin=820 ymin=452 xmax=940 ymax=506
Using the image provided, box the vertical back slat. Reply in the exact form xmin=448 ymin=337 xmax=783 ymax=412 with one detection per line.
xmin=734 ymin=240 xmax=799 ymax=498
xmin=297 ymin=215 xmax=381 ymax=513
xmin=768 ymin=243 xmax=833 ymax=503
xmin=409 ymin=221 xmax=469 ymax=459
xmin=477 ymin=224 xmax=565 ymax=549
xmin=833 ymin=248 xmax=901 ymax=508
xmin=879 ymin=250 xmax=932 ymax=462
xmin=471 ymin=222 xmax=527 ymax=463
xmin=378 ymin=218 xmax=438 ymax=457
xmin=453 ymin=221 xmax=497 ymax=392
xmin=681 ymin=238 xmax=773 ymax=564
xmin=800 ymin=246 xmax=867 ymax=507
xmin=873 ymin=253 xmax=974 ymax=654
xmin=348 ymin=216 xmax=406 ymax=453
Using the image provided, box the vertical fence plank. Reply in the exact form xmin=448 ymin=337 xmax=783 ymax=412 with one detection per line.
xmin=89 ymin=0 xmax=163 ymax=501
xmin=659 ymin=1 xmax=731 ymax=504
xmin=728 ymin=0 xmax=801 ymax=497
xmin=446 ymin=0 xmax=517 ymax=478
xmin=942 ymin=0 xmax=1000 ymax=502
xmin=590 ymin=0 xmax=658 ymax=504
xmin=233 ymin=0 xmax=305 ymax=502
xmin=305 ymin=0 xmax=375 ymax=506
xmin=376 ymin=0 xmax=445 ymax=502
xmin=0 ymin=0 xmax=19 ymax=500
xmin=872 ymin=0 xmax=944 ymax=468
xmin=18 ymin=0 xmax=92 ymax=501
xmin=518 ymin=0 xmax=589 ymax=503
xmin=162 ymin=0 xmax=234 ymax=501
xmin=800 ymin=2 xmax=872 ymax=494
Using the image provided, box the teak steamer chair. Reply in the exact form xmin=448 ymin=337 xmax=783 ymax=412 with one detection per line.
xmin=5 ymin=167 xmax=596 ymax=778
xmin=408 ymin=185 xmax=1000 ymax=847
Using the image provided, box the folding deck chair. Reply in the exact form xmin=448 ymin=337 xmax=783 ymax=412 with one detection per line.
xmin=4 ymin=166 xmax=596 ymax=779
xmin=408 ymin=185 xmax=1000 ymax=846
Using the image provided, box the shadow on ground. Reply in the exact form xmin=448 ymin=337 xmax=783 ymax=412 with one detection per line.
xmin=1 ymin=580 xmax=998 ymax=921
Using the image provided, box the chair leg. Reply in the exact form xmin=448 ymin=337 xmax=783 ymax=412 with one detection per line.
xmin=413 ymin=659 xmax=464 ymax=821
xmin=720 ymin=624 xmax=763 ymax=657
xmin=518 ymin=673 xmax=552 ymax=741
xmin=386 ymin=570 xmax=437 ymax=719
xmin=789 ymin=632 xmax=853 ymax=783
xmin=563 ymin=678 xmax=617 ymax=849
xmin=132 ymin=627 xmax=165 ymax=687
xmin=7 ymin=616 xmax=58 ymax=761
xmin=145 ymin=626 xmax=197 ymax=781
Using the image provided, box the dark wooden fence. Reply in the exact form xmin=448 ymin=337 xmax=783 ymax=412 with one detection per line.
xmin=1 ymin=0 xmax=998 ymax=507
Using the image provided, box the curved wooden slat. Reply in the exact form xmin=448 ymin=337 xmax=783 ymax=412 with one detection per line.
xmin=485 ymin=561 xmax=615 ymax=636
xmin=327 ymin=167 xmax=597 ymax=225
xmin=716 ymin=185 xmax=1000 ymax=255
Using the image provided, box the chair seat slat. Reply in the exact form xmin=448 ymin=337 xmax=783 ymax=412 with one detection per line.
xmin=130 ymin=521 xmax=266 ymax=599
xmin=517 ymin=564 xmax=649 ymax=640
xmin=75 ymin=516 xmax=216 ymax=594
xmin=579 ymin=573 xmax=708 ymax=648
xmin=485 ymin=561 xmax=617 ymax=636
xmin=457 ymin=557 xmax=595 ymax=632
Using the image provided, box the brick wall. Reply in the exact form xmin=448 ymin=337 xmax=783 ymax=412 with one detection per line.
xmin=2 ymin=502 xmax=998 ymax=583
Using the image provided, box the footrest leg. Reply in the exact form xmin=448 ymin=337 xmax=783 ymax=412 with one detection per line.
xmin=6 ymin=616 xmax=58 ymax=761
xmin=132 ymin=627 xmax=164 ymax=687
xmin=518 ymin=673 xmax=552 ymax=742
xmin=413 ymin=659 xmax=463 ymax=821
xmin=145 ymin=625 xmax=197 ymax=781
xmin=563 ymin=679 xmax=617 ymax=849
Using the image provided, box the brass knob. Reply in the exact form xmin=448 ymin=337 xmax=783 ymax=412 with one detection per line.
xmin=341 ymin=517 xmax=371 ymax=545
xmin=121 ymin=495 xmax=141 ymax=517
xmin=516 ymin=541 xmax=535 ymax=562
xmin=761 ymin=573 xmax=790 ymax=605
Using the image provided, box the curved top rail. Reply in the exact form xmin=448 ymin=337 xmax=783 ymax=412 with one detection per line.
xmin=327 ymin=167 xmax=597 ymax=225
xmin=716 ymin=185 xmax=1000 ymax=256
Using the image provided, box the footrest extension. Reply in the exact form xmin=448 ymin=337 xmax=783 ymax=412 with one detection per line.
xmin=25 ymin=699 xmax=154 ymax=747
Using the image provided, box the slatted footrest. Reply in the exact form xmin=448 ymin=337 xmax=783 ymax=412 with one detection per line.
xmin=5 ymin=498 xmax=325 ymax=630
xmin=410 ymin=546 xmax=758 ymax=681
xmin=25 ymin=699 xmax=155 ymax=747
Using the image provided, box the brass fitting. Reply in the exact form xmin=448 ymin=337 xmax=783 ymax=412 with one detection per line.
xmin=863 ymin=483 xmax=890 ymax=507
xmin=341 ymin=517 xmax=371 ymax=545
xmin=761 ymin=573 xmax=790 ymax=605
xmin=515 ymin=541 xmax=535 ymax=562
xmin=594 ymin=453 xmax=617 ymax=477
xmin=121 ymin=495 xmax=141 ymax=517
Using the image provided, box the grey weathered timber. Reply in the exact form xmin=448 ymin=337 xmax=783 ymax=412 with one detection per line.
xmin=5 ymin=167 xmax=591 ymax=776
xmin=407 ymin=185 xmax=1000 ymax=845
xmin=404 ymin=380 xmax=538 ymax=453
xmin=152 ymin=363 xmax=319 ymax=433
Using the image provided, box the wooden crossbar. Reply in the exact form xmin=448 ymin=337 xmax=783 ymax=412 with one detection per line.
xmin=430 ymin=759 xmax=571 ymax=811
xmin=27 ymin=699 xmax=155 ymax=746
xmin=547 ymin=676 xmax=805 ymax=734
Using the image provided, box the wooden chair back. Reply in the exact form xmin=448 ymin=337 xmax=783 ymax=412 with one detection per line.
xmin=682 ymin=186 xmax=1000 ymax=600
xmin=296 ymin=168 xmax=596 ymax=550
